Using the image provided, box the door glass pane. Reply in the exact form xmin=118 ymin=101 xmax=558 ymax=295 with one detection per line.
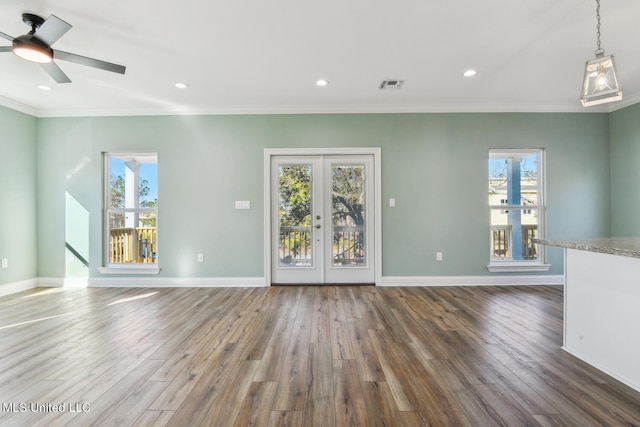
xmin=331 ymin=165 xmax=366 ymax=266
xmin=278 ymin=165 xmax=313 ymax=266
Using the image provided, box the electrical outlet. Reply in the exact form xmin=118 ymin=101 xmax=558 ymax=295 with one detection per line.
xmin=389 ymin=198 xmax=396 ymax=207
xmin=1 ymin=258 xmax=7 ymax=268
xmin=197 ymin=253 xmax=204 ymax=263
xmin=436 ymin=252 xmax=443 ymax=261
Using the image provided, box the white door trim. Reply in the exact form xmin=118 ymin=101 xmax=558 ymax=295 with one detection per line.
xmin=264 ymin=147 xmax=382 ymax=286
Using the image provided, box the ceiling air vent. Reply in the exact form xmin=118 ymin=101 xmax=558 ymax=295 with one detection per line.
xmin=379 ymin=80 xmax=405 ymax=90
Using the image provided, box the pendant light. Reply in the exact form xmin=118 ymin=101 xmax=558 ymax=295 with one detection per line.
xmin=580 ymin=0 xmax=621 ymax=107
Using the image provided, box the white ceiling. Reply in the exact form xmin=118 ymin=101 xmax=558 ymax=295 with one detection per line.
xmin=0 ymin=0 xmax=638 ymax=117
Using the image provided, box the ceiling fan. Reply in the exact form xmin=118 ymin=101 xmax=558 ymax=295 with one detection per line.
xmin=0 ymin=13 xmax=126 ymax=83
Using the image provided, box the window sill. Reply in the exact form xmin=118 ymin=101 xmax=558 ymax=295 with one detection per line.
xmin=487 ymin=262 xmax=551 ymax=273
xmin=98 ymin=266 xmax=160 ymax=275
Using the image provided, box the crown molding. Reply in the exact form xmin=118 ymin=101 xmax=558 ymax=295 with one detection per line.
xmin=32 ymin=102 xmax=613 ymax=118
xmin=0 ymin=91 xmax=631 ymax=118
xmin=609 ymin=92 xmax=640 ymax=112
xmin=0 ymin=95 xmax=38 ymax=117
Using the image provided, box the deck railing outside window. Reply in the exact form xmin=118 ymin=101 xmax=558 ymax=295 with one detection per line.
xmin=279 ymin=226 xmax=312 ymax=265
xmin=110 ymin=227 xmax=156 ymax=264
xmin=491 ymin=224 xmax=538 ymax=261
xmin=332 ymin=225 xmax=365 ymax=265
xmin=521 ymin=224 xmax=537 ymax=260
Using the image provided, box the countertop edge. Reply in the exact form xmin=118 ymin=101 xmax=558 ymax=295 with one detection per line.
xmin=533 ymin=237 xmax=640 ymax=259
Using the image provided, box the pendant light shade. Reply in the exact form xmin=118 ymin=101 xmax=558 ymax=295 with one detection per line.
xmin=581 ymin=55 xmax=622 ymax=107
xmin=580 ymin=0 xmax=621 ymax=107
xmin=581 ymin=54 xmax=621 ymax=106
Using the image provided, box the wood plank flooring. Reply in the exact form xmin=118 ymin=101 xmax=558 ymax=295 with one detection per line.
xmin=0 ymin=285 xmax=639 ymax=426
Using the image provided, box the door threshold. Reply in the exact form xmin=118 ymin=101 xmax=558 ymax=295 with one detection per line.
xmin=271 ymin=283 xmax=375 ymax=287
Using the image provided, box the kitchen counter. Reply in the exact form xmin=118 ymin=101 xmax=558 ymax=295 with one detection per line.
xmin=535 ymin=237 xmax=640 ymax=392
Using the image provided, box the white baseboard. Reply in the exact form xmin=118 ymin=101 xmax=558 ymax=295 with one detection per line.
xmin=381 ymin=275 xmax=564 ymax=286
xmin=35 ymin=275 xmax=564 ymax=289
xmin=0 ymin=278 xmax=39 ymax=297
xmin=37 ymin=277 xmax=266 ymax=288
xmin=88 ymin=276 xmax=267 ymax=288
xmin=562 ymin=346 xmax=640 ymax=393
xmin=38 ymin=277 xmax=88 ymax=288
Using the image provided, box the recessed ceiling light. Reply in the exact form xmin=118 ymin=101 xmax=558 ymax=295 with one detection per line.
xmin=175 ymin=82 xmax=189 ymax=89
xmin=36 ymin=84 xmax=52 ymax=91
xmin=316 ymin=79 xmax=329 ymax=87
xmin=463 ymin=69 xmax=477 ymax=77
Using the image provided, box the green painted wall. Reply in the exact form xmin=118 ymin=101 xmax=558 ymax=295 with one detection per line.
xmin=0 ymin=106 xmax=38 ymax=287
xmin=35 ymin=112 xmax=611 ymax=280
xmin=610 ymin=102 xmax=640 ymax=236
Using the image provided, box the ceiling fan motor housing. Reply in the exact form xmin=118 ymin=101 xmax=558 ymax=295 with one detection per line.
xmin=22 ymin=13 xmax=46 ymax=32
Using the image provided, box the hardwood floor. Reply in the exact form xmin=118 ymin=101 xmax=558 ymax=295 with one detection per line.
xmin=0 ymin=285 xmax=639 ymax=426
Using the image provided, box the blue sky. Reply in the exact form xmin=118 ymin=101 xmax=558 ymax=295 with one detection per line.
xmin=140 ymin=163 xmax=158 ymax=201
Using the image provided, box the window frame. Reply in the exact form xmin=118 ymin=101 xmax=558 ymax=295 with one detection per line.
xmin=487 ymin=148 xmax=550 ymax=273
xmin=99 ymin=152 xmax=160 ymax=275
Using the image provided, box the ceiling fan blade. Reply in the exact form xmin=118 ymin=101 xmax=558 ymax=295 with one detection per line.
xmin=34 ymin=15 xmax=71 ymax=46
xmin=0 ymin=46 xmax=12 ymax=53
xmin=53 ymin=50 xmax=126 ymax=75
xmin=1 ymin=31 xmax=14 ymax=42
xmin=41 ymin=61 xmax=72 ymax=83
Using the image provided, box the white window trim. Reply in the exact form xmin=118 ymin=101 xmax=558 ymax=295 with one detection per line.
xmin=102 ymin=152 xmax=159 ymax=275
xmin=487 ymin=262 xmax=551 ymax=273
xmin=98 ymin=265 xmax=160 ymax=275
xmin=487 ymin=149 xmax=548 ymax=273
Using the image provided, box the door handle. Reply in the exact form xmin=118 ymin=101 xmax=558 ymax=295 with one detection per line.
xmin=315 ymin=224 xmax=321 ymax=229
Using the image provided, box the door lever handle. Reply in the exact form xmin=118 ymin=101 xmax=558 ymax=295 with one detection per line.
xmin=315 ymin=224 xmax=321 ymax=229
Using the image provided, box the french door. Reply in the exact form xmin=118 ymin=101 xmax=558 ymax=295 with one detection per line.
xmin=270 ymin=154 xmax=375 ymax=284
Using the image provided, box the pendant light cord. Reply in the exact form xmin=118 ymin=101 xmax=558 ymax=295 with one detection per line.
xmin=595 ymin=0 xmax=605 ymax=56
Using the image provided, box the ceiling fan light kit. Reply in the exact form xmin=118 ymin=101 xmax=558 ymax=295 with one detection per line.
xmin=12 ymin=36 xmax=53 ymax=63
xmin=1 ymin=12 xmax=126 ymax=84
xmin=580 ymin=0 xmax=622 ymax=107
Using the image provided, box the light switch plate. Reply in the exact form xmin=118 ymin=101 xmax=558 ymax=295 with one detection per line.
xmin=1 ymin=258 xmax=7 ymax=268
xmin=235 ymin=200 xmax=251 ymax=209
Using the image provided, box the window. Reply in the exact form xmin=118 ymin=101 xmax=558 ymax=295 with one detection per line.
xmin=101 ymin=153 xmax=158 ymax=273
xmin=488 ymin=149 xmax=549 ymax=272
